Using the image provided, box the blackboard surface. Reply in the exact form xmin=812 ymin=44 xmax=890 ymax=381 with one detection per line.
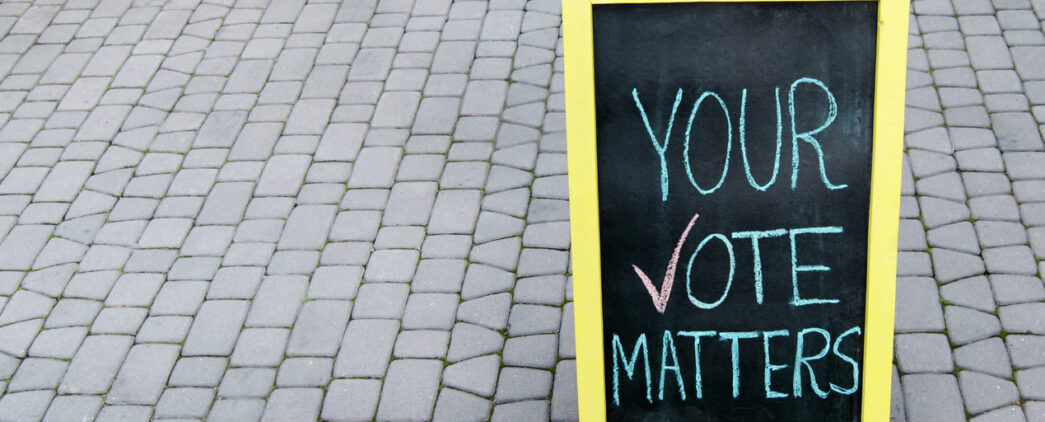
xmin=593 ymin=2 xmax=878 ymax=420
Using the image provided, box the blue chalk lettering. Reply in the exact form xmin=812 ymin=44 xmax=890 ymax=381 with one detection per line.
xmin=831 ymin=326 xmax=862 ymax=395
xmin=612 ymin=333 xmax=652 ymax=406
xmin=793 ymin=327 xmax=831 ymax=399
xmin=678 ymin=330 xmax=717 ymax=399
xmin=720 ymin=331 xmax=760 ymax=398
xmin=659 ymin=330 xmax=686 ymax=401
xmin=789 ymin=226 xmax=843 ymax=307
xmin=762 ymin=330 xmax=790 ymax=399
xmin=739 ymin=88 xmax=783 ymax=191
xmin=684 ymin=91 xmax=732 ymax=195
xmin=732 ymin=229 xmax=787 ymax=304
xmin=789 ymin=77 xmax=847 ymax=190
xmin=633 ymin=88 xmax=683 ymax=202
xmin=686 ymin=233 xmax=736 ymax=309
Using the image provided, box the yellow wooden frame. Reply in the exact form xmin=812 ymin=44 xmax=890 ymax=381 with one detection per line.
xmin=564 ymin=0 xmax=910 ymax=420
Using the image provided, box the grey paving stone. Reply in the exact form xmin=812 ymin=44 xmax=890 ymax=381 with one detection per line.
xmin=0 ymin=290 xmax=54 ymax=326
xmin=895 ymin=277 xmax=946 ymax=332
xmin=528 ymin=199 xmax=570 ymax=224
xmin=1017 ymin=367 xmax=1045 ymax=402
xmin=375 ymin=226 xmax=427 ymax=249
xmin=523 ymin=221 xmax=571 ymax=250
xmin=495 ymin=367 xmax=553 ymax=403
xmin=287 ymin=300 xmax=350 ymax=357
xmin=956 ymin=337 xmax=1014 ymax=378
xmin=352 ymin=283 xmax=409 ymax=318
xmin=258 ymin=388 xmax=319 ymax=422
xmin=168 ymin=357 xmax=227 ymax=388
xmin=230 ymin=328 xmax=290 ymax=367
xmin=59 ymin=335 xmax=133 ymax=394
xmin=517 ymin=247 xmax=569 ymax=277
xmin=218 ymin=367 xmax=277 ymax=399
xmin=313 ymin=124 xmax=366 ymax=162
xmin=462 ymin=80 xmax=508 ymax=115
xmin=394 ymin=329 xmax=450 ymax=358
xmin=448 ymin=322 xmax=505 ymax=363
xmin=267 ymin=248 xmax=319 ymax=275
xmin=28 ymin=326 xmax=88 ymax=359
xmin=305 ymin=267 xmax=363 ymax=300
xmin=1012 ymin=46 xmax=1045 ymax=80
xmin=1002 ymin=154 xmax=1045 ymax=183
xmin=275 ymin=357 xmax=334 ymax=387
xmin=971 ymin=406 xmax=1028 ymax=422
xmin=402 ymin=293 xmax=459 ymax=330
xmin=947 ymin=305 xmax=1003 ymax=345
xmin=334 ymin=319 xmax=399 ymax=377
xmin=107 ymin=344 xmax=180 ymax=405
xmin=916 ymin=171 xmax=967 ymax=201
xmin=321 ymin=379 xmax=382 ymax=422
xmin=1022 ymin=203 xmax=1045 ymax=226
xmin=503 ymin=334 xmax=558 ymax=369
xmin=984 ymin=246 xmax=1039 ymax=275
xmin=440 ymin=162 xmax=489 ymax=189
xmin=993 ymin=112 xmax=1044 ymax=151
xmin=372 ymin=91 xmax=420 ymax=128
xmin=246 ymin=275 xmax=306 ymax=327
xmin=0 ymin=224 xmax=52 ymax=270
xmin=364 ymin=249 xmax=419 ymax=282
xmin=458 ymin=293 xmax=511 ymax=331
xmin=432 ymin=41 xmax=476 ymax=73
xmin=895 ymin=333 xmax=954 ymax=373
xmin=1006 ymin=335 xmax=1045 ymax=368
xmin=966 ymin=35 xmax=1014 ymax=69
xmin=507 ymin=304 xmax=561 ymax=337
xmin=470 ymin=237 xmax=522 ymax=271
xmin=413 ymin=259 xmax=468 ymax=292
xmin=903 ymin=374 xmax=966 ymax=422
xmin=941 ymin=275 xmax=996 ymax=312
xmin=977 ymin=221 xmax=1027 ymax=248
xmin=932 ymin=248 xmax=986 ymax=282
xmin=42 ymin=395 xmax=103 ymax=422
xmin=433 ymin=388 xmax=492 ymax=422
xmin=90 ymin=307 xmax=147 ymax=335
xmin=7 ymin=357 xmax=67 ymax=392
xmin=923 ymin=197 xmax=969 ymax=228
xmin=277 ymin=205 xmax=336 ymax=250
xmin=999 ymin=303 xmax=1045 ymax=334
xmin=1027 ymin=402 xmax=1045 ymax=422
xmin=207 ymin=399 xmax=266 ymax=422
xmin=429 ymin=189 xmax=481 ymax=234
xmin=462 ymin=263 xmax=516 ymax=299
xmin=0 ymin=390 xmax=55 ymax=422
xmin=960 ymin=370 xmax=1021 ymax=415
xmin=927 ymin=221 xmax=978 ymax=254
xmin=957 ymin=148 xmax=1005 ymax=172
xmin=321 ymin=242 xmax=373 ymax=266
xmin=990 ymin=275 xmax=1045 ymax=305
xmin=182 ymin=300 xmax=249 ymax=356
xmin=155 ymin=387 xmax=214 ymax=419
xmin=443 ymin=354 xmax=501 ymax=398
xmin=347 ymin=147 xmax=402 ymax=188
xmin=94 ymin=405 xmax=153 ymax=422
xmin=376 ymin=359 xmax=443 ymax=421
xmin=513 ymin=275 xmax=566 ymax=306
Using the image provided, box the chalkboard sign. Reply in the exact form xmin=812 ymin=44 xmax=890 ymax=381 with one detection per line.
xmin=564 ymin=1 xmax=910 ymax=421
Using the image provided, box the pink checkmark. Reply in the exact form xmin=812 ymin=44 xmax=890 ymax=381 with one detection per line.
xmin=632 ymin=213 xmax=700 ymax=314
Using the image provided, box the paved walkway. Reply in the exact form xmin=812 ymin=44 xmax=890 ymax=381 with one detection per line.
xmin=896 ymin=0 xmax=1045 ymax=421
xmin=0 ymin=0 xmax=1040 ymax=421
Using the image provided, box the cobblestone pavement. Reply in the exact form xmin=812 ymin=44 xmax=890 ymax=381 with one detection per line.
xmin=0 ymin=0 xmax=1041 ymax=421
xmin=897 ymin=0 xmax=1045 ymax=421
